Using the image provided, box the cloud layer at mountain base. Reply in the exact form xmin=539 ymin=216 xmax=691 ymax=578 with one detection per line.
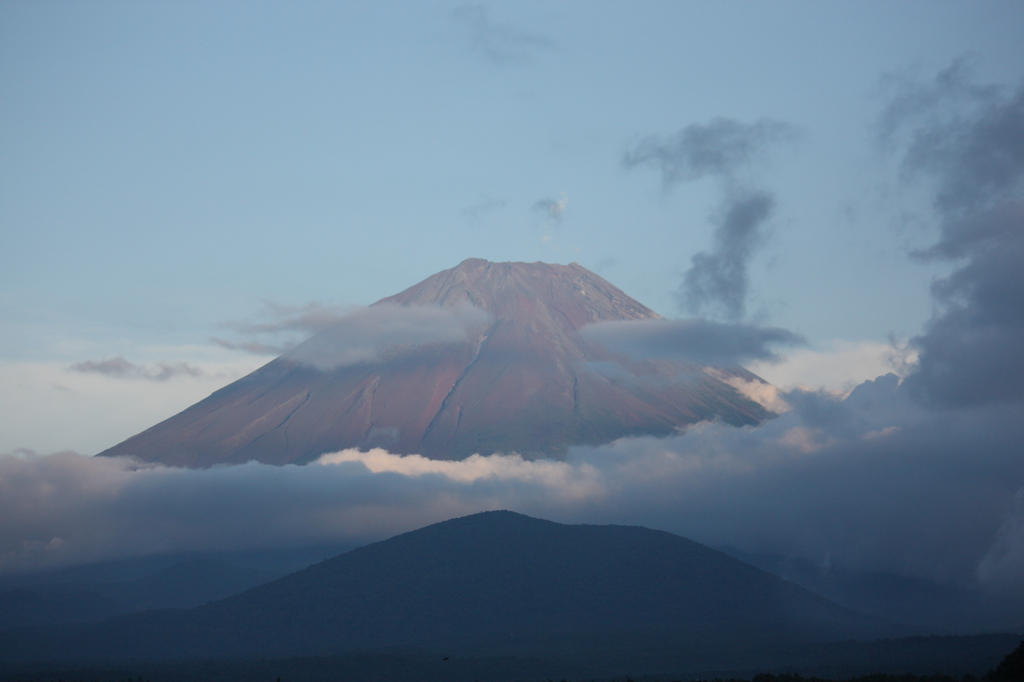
xmin=3 ymin=374 xmax=1022 ymax=599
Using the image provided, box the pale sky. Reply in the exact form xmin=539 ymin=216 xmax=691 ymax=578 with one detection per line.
xmin=2 ymin=1 xmax=1023 ymax=453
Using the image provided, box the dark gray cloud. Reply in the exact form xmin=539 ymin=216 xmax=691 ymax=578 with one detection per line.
xmin=878 ymin=58 xmax=1018 ymax=213
xmin=530 ymin=194 xmax=567 ymax=224
xmin=907 ymin=206 xmax=1024 ymax=406
xmin=581 ymin=317 xmax=805 ymax=367
xmin=450 ymin=4 xmax=554 ymax=65
xmin=69 ymin=357 xmax=203 ymax=382
xmin=679 ymin=189 xmax=774 ymax=320
xmin=622 ymin=117 xmax=796 ymax=188
xmin=881 ymin=62 xmax=1024 ymax=406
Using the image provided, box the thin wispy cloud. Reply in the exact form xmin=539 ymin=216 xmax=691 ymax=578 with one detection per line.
xmin=461 ymin=196 xmax=507 ymax=221
xmin=622 ymin=117 xmax=796 ymax=189
xmin=226 ymin=301 xmax=351 ymax=336
xmin=69 ymin=357 xmax=203 ymax=382
xmin=209 ymin=339 xmax=288 ymax=355
xmin=450 ymin=4 xmax=554 ymax=65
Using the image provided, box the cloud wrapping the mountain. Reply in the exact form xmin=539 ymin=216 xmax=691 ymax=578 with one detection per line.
xmin=580 ymin=317 xmax=805 ymax=366
xmin=215 ymin=303 xmax=492 ymax=366
xmin=212 ymin=302 xmax=354 ymax=355
xmin=285 ymin=303 xmax=490 ymax=370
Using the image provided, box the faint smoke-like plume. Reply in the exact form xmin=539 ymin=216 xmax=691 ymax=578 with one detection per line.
xmin=623 ymin=117 xmax=795 ymax=321
xmin=531 ymin=194 xmax=568 ymax=224
xmin=623 ymin=117 xmax=795 ymax=188
xmin=450 ymin=4 xmax=554 ymax=65
xmin=462 ymin=196 xmax=507 ymax=221
xmin=680 ymin=189 xmax=774 ymax=320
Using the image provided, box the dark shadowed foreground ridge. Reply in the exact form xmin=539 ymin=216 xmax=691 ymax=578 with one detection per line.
xmin=3 ymin=512 xmax=1018 ymax=681
xmin=0 ymin=512 xmax=899 ymax=664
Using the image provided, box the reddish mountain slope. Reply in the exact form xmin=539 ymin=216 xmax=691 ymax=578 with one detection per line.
xmin=99 ymin=259 xmax=771 ymax=466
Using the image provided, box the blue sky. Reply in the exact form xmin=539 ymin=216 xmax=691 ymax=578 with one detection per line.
xmin=1 ymin=1 xmax=1023 ymax=453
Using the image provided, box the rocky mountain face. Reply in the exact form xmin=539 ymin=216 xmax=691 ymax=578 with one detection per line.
xmin=99 ymin=259 xmax=772 ymax=467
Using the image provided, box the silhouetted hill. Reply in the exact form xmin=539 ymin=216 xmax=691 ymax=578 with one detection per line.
xmin=98 ymin=259 xmax=772 ymax=466
xmin=0 ymin=512 xmax=906 ymax=669
xmin=94 ymin=559 xmax=277 ymax=611
xmin=0 ymin=587 xmax=125 ymax=627
xmin=989 ymin=639 xmax=1024 ymax=681
xmin=0 ymin=559 xmax=278 ymax=627
xmin=723 ymin=547 xmax=1024 ymax=635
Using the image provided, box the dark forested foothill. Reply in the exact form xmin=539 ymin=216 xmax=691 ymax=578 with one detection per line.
xmin=0 ymin=516 xmax=1019 ymax=682
xmin=988 ymin=639 xmax=1024 ymax=681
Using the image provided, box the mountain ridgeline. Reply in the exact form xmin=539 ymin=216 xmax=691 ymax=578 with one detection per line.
xmin=0 ymin=512 xmax=905 ymax=669
xmin=99 ymin=259 xmax=772 ymax=467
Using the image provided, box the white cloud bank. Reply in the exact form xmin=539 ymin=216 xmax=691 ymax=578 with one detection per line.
xmin=746 ymin=339 xmax=917 ymax=394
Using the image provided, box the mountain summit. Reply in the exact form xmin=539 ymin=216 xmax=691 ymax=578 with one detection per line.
xmin=99 ymin=259 xmax=771 ymax=466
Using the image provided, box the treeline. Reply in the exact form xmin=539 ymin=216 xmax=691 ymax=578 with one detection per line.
xmin=742 ymin=639 xmax=1023 ymax=682
xmin=2 ymin=640 xmax=1020 ymax=682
